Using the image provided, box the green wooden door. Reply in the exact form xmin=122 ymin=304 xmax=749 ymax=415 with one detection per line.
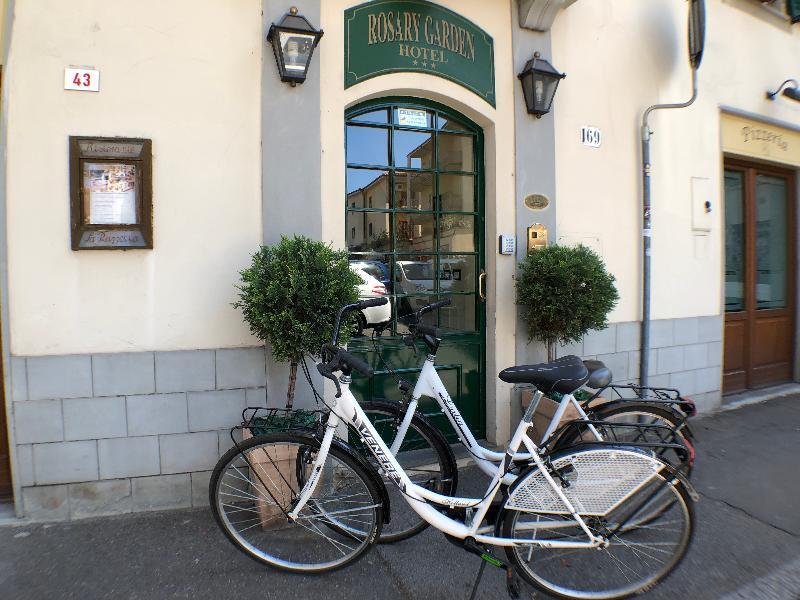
xmin=345 ymin=98 xmax=486 ymax=441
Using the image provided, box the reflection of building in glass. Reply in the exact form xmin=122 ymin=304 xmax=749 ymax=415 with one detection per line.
xmin=346 ymin=172 xmax=390 ymax=252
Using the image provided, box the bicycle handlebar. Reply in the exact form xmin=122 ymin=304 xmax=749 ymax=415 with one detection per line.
xmin=331 ymin=297 xmax=389 ymax=345
xmin=317 ymin=344 xmax=374 ymax=396
xmin=415 ymin=323 xmax=442 ymax=339
xmin=416 ymin=298 xmax=451 ymax=318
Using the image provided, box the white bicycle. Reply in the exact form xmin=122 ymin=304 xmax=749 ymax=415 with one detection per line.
xmin=210 ymin=299 xmax=696 ymax=599
xmin=353 ymin=298 xmax=696 ymax=543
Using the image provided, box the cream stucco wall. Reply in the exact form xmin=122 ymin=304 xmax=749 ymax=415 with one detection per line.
xmin=552 ymin=0 xmax=800 ymax=323
xmin=320 ymin=0 xmax=518 ymax=443
xmin=4 ymin=0 xmax=263 ymax=355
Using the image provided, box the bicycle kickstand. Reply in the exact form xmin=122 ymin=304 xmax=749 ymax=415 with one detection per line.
xmin=462 ymin=537 xmax=535 ymax=600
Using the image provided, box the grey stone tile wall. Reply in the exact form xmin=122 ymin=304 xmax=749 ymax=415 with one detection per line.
xmin=559 ymin=316 xmax=725 ymax=414
xmin=10 ymin=346 xmax=267 ymax=521
xmin=11 ymin=325 xmax=728 ymax=522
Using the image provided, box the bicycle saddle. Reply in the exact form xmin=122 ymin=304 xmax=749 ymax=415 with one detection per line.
xmin=499 ymin=355 xmax=589 ymax=394
xmin=583 ymin=359 xmax=612 ymax=390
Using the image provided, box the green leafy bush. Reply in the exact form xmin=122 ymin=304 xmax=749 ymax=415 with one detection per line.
xmin=234 ymin=235 xmax=360 ymax=407
xmin=516 ymin=244 xmax=619 ymax=360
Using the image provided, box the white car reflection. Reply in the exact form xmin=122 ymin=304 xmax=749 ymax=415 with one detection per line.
xmin=350 ymin=265 xmax=391 ymax=335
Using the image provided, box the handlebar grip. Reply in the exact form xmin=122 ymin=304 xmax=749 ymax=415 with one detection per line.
xmin=416 ymin=323 xmax=442 ymax=339
xmin=418 ymin=298 xmax=452 ymax=317
xmin=357 ymin=297 xmax=389 ymax=309
xmin=338 ymin=350 xmax=374 ymax=377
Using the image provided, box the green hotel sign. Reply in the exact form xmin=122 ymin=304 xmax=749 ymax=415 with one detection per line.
xmin=344 ymin=0 xmax=496 ymax=107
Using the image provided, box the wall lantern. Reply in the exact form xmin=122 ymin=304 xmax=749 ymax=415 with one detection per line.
xmin=518 ymin=52 xmax=566 ymax=117
xmin=267 ymin=7 xmax=324 ymax=86
xmin=766 ymin=79 xmax=800 ymax=102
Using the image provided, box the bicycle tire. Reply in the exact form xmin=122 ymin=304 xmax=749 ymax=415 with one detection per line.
xmin=209 ymin=431 xmax=384 ymax=573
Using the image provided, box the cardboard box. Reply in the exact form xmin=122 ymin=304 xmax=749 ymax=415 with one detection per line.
xmin=520 ymin=389 xmax=610 ymax=444
xmin=243 ymin=428 xmax=298 ymax=528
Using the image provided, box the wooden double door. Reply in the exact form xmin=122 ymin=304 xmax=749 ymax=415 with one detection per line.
xmin=723 ymin=160 xmax=796 ymax=393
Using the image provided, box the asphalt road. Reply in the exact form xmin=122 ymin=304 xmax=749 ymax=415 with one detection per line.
xmin=1 ymin=395 xmax=799 ymax=599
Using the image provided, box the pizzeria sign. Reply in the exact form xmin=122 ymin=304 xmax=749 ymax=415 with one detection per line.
xmin=345 ymin=0 xmax=495 ymax=106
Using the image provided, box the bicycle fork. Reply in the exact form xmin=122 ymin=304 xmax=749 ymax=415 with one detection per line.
xmin=286 ymin=415 xmax=339 ymax=521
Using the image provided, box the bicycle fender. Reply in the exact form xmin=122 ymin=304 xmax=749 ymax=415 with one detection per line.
xmin=660 ymin=462 xmax=700 ymax=503
xmin=588 ymin=399 xmax=686 ymax=419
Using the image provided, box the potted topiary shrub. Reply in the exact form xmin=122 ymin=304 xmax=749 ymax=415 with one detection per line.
xmin=515 ymin=244 xmax=619 ymax=438
xmin=233 ymin=235 xmax=360 ymax=526
xmin=516 ymin=244 xmax=619 ymax=362
xmin=234 ymin=234 xmax=361 ymax=410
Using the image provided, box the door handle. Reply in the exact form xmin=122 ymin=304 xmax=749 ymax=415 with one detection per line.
xmin=478 ymin=270 xmax=486 ymax=301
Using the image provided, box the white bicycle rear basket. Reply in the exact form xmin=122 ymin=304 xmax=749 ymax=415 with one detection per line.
xmin=506 ymin=448 xmax=664 ymax=516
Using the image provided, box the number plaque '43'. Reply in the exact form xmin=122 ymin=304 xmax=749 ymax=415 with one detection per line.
xmin=64 ymin=67 xmax=100 ymax=92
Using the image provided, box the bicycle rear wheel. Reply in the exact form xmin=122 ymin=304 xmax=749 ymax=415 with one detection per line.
xmin=209 ymin=432 xmax=383 ymax=573
xmin=352 ymin=400 xmax=458 ymax=543
xmin=503 ymin=448 xmax=694 ymax=599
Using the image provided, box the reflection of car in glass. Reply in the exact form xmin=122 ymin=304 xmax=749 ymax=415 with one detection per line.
xmin=395 ymin=260 xmax=435 ymax=319
xmin=350 ymin=266 xmax=391 ymax=335
xmin=395 ymin=260 xmax=433 ymax=294
xmin=350 ymin=260 xmax=391 ymax=293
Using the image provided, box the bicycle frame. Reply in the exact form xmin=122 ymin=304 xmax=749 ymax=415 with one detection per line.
xmin=286 ymin=373 xmax=605 ymax=550
xmin=394 ymin=355 xmax=602 ymax=485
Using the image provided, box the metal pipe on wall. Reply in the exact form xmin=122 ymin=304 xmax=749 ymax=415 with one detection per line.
xmin=639 ymin=69 xmax=699 ymax=386
xmin=640 ymin=0 xmax=704 ymax=387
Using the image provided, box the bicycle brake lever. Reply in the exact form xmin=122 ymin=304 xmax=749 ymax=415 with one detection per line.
xmin=316 ymin=363 xmax=343 ymax=398
xmin=401 ymin=334 xmax=418 ymax=356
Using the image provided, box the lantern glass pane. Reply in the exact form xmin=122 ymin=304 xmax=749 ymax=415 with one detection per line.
xmin=536 ymin=74 xmax=560 ymax=112
xmin=279 ymin=31 xmax=315 ymax=72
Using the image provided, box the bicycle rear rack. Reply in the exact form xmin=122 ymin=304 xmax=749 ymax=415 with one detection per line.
xmin=583 ymin=384 xmax=696 ymax=417
xmin=541 ymin=419 xmax=692 ymax=470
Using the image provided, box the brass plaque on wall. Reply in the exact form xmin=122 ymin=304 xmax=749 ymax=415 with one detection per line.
xmin=524 ymin=194 xmax=550 ymax=210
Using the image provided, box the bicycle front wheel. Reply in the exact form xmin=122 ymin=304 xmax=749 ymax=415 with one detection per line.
xmin=209 ymin=432 xmax=384 ymax=573
xmin=503 ymin=450 xmax=694 ymax=599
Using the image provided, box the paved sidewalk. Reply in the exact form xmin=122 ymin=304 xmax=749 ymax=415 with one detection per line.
xmin=1 ymin=395 xmax=799 ymax=599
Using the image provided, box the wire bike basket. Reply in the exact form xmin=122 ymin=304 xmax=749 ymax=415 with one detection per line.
xmin=240 ymin=406 xmax=322 ymax=436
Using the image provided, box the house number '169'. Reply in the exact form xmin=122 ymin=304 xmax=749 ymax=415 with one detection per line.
xmin=580 ymin=126 xmax=602 ymax=148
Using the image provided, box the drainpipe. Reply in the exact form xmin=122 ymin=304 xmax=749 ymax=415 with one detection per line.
xmin=640 ymin=68 xmax=698 ymax=386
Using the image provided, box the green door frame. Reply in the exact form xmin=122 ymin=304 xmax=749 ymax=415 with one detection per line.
xmin=344 ymin=96 xmax=486 ymax=440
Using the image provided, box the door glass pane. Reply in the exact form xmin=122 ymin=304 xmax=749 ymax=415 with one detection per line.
xmin=393 ymin=130 xmax=433 ymax=169
xmin=440 ymin=256 xmax=475 ymax=293
xmin=394 ymin=256 xmax=436 ymax=295
xmin=394 ymin=171 xmax=434 ymax=210
xmin=755 ymin=174 xmax=788 ymax=309
xmin=347 ymin=212 xmax=390 ymax=252
xmin=346 ymin=126 xmax=389 ymax=166
xmin=724 ymin=170 xmax=745 ymax=312
xmin=439 ymin=294 xmax=476 ymax=332
xmin=395 ymin=212 xmax=435 ymax=252
xmin=440 ymin=174 xmax=475 ymax=212
xmin=439 ymin=133 xmax=474 ymax=172
xmin=351 ymin=109 xmax=389 ymax=124
xmin=346 ymin=169 xmax=389 ymax=208
xmin=396 ymin=296 xmax=437 ymax=333
xmin=349 ymin=255 xmax=392 ymax=292
xmin=439 ymin=214 xmax=475 ymax=252
xmin=437 ymin=114 xmax=469 ymax=132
